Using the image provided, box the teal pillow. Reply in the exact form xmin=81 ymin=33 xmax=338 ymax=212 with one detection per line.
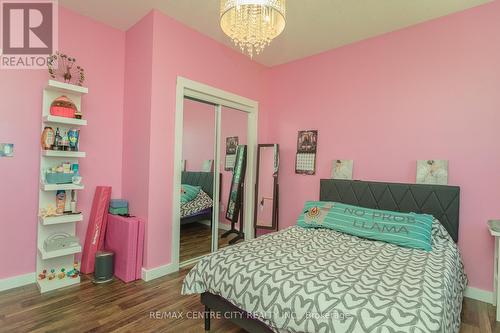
xmin=297 ymin=201 xmax=433 ymax=251
xmin=181 ymin=184 xmax=201 ymax=203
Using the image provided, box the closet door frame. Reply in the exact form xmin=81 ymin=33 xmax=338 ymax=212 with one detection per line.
xmin=172 ymin=77 xmax=258 ymax=271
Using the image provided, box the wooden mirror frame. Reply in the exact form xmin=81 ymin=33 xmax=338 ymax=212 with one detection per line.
xmin=254 ymin=144 xmax=279 ymax=233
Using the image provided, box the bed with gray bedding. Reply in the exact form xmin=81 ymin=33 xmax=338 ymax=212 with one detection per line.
xmin=183 ymin=179 xmax=466 ymax=332
xmin=182 ymin=220 xmax=466 ymax=333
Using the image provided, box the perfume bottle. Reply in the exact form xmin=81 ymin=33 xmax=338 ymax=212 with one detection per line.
xmin=53 ymin=128 xmax=62 ymax=150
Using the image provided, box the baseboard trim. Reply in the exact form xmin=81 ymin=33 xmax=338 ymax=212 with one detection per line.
xmin=141 ymin=263 xmax=177 ymax=282
xmin=0 ymin=272 xmax=36 ymax=292
xmin=464 ymin=286 xmax=494 ymax=304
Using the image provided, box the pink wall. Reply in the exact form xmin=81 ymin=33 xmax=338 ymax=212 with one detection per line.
xmin=121 ymin=12 xmax=154 ymax=265
xmin=0 ymin=7 xmax=125 ymax=279
xmin=264 ymin=1 xmax=500 ymax=291
xmin=121 ymin=10 xmax=267 ymax=269
xmin=182 ymin=99 xmax=216 ymax=171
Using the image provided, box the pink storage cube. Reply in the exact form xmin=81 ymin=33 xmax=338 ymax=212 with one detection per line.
xmin=104 ymin=214 xmax=144 ymax=283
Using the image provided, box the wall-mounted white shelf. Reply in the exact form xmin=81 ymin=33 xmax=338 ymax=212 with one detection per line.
xmin=48 ymin=80 xmax=88 ymax=95
xmin=39 ymin=213 xmax=83 ymax=226
xmin=42 ymin=150 xmax=86 ymax=158
xmin=43 ymin=115 xmax=87 ymax=127
xmin=37 ymin=80 xmax=88 ymax=293
xmin=38 ymin=244 xmax=82 ymax=260
xmin=40 ymin=183 xmax=84 ymax=191
xmin=37 ymin=275 xmax=80 ymax=293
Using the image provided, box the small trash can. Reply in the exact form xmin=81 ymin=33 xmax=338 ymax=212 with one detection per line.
xmin=93 ymin=250 xmax=114 ymax=284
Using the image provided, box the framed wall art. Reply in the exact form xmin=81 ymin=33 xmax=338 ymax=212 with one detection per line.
xmin=224 ymin=136 xmax=239 ymax=171
xmin=331 ymin=159 xmax=353 ymax=180
xmin=416 ymin=160 xmax=448 ymax=185
xmin=0 ymin=143 xmax=14 ymax=157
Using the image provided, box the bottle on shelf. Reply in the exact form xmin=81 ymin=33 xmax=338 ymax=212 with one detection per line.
xmin=53 ymin=127 xmax=62 ymax=150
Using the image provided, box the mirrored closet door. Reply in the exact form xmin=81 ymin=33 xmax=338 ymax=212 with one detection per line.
xmin=179 ymin=98 xmax=217 ymax=263
xmin=219 ymin=106 xmax=248 ymax=248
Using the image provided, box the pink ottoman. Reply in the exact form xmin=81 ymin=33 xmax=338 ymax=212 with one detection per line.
xmin=104 ymin=214 xmax=144 ymax=283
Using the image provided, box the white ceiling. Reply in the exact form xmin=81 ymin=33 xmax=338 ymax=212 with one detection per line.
xmin=59 ymin=0 xmax=491 ymax=67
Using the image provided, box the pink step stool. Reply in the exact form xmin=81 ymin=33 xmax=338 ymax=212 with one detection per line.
xmin=104 ymin=214 xmax=145 ymax=283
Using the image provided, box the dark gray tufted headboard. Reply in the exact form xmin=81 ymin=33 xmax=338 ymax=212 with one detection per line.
xmin=182 ymin=172 xmax=215 ymax=199
xmin=320 ymin=179 xmax=460 ymax=242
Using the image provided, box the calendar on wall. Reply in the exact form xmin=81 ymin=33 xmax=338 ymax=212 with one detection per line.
xmin=225 ymin=154 xmax=236 ymax=170
xmin=295 ymin=130 xmax=318 ymax=175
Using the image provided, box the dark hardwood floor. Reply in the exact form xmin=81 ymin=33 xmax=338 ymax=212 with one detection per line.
xmin=0 ymin=267 xmax=244 ymax=333
xmin=0 ymin=264 xmax=498 ymax=333
xmin=180 ymin=222 xmax=232 ymax=263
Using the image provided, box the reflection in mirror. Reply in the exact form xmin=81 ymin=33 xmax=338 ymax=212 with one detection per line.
xmin=254 ymin=144 xmax=279 ymax=233
xmin=179 ymin=98 xmax=216 ymax=263
xmin=219 ymin=106 xmax=248 ymax=246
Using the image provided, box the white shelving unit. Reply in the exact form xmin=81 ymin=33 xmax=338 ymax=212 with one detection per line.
xmin=42 ymin=150 xmax=86 ymax=158
xmin=38 ymin=244 xmax=83 ymax=260
xmin=40 ymin=183 xmax=85 ymax=191
xmin=43 ymin=115 xmax=87 ymax=127
xmin=39 ymin=213 xmax=83 ymax=226
xmin=37 ymin=80 xmax=88 ymax=293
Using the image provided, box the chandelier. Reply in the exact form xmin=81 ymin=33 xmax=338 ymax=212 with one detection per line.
xmin=220 ymin=0 xmax=286 ymax=58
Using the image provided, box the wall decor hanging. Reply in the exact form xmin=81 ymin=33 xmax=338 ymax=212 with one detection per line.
xmin=416 ymin=160 xmax=448 ymax=185
xmin=295 ymin=130 xmax=318 ymax=175
xmin=331 ymin=160 xmax=354 ymax=180
xmin=224 ymin=136 xmax=239 ymax=171
xmin=0 ymin=143 xmax=14 ymax=157
xmin=48 ymin=52 xmax=86 ymax=86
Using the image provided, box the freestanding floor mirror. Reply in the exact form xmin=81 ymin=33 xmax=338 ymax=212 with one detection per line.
xmin=254 ymin=144 xmax=279 ymax=235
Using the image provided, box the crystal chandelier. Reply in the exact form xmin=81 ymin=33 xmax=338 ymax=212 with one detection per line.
xmin=220 ymin=0 xmax=286 ymax=58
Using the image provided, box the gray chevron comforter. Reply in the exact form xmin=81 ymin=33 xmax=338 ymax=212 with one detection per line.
xmin=182 ymin=221 xmax=467 ymax=333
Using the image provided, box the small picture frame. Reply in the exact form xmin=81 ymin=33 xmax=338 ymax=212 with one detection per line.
xmin=225 ymin=137 xmax=239 ymax=171
xmin=331 ymin=160 xmax=353 ymax=180
xmin=416 ymin=160 xmax=448 ymax=185
xmin=226 ymin=137 xmax=239 ymax=154
xmin=0 ymin=143 xmax=14 ymax=157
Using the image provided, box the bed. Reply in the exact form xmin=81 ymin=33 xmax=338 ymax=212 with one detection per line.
xmin=182 ymin=179 xmax=466 ymax=333
xmin=181 ymin=172 xmax=219 ymax=225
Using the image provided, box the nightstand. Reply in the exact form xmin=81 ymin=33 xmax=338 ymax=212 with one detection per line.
xmin=488 ymin=220 xmax=500 ymax=321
